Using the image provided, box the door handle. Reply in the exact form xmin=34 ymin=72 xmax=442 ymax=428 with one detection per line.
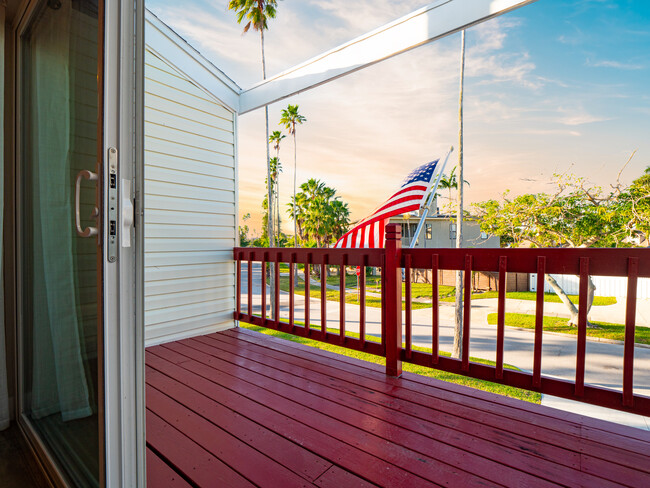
xmin=75 ymin=169 xmax=99 ymax=238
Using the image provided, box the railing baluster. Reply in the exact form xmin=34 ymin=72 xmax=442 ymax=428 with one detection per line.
xmin=261 ymin=252 xmax=268 ymax=324
xmin=305 ymin=253 xmax=311 ymax=335
xmin=289 ymin=253 xmax=295 ymax=330
xmin=381 ymin=254 xmax=386 ymax=350
xmin=236 ymin=251 xmax=242 ymax=319
xmin=247 ymin=253 xmax=253 ymax=322
xmin=462 ymin=255 xmax=472 ymax=372
xmin=496 ymin=256 xmax=507 ymax=379
xmin=340 ymin=254 xmax=347 ymax=344
xmin=321 ymin=255 xmax=328 ymax=335
xmin=431 ymin=254 xmax=439 ymax=365
xmin=405 ymin=254 xmax=412 ymax=360
xmin=360 ymin=254 xmax=367 ymax=345
xmin=623 ymin=257 xmax=639 ymax=407
xmin=575 ymin=257 xmax=589 ymax=396
xmin=533 ymin=256 xmax=546 ymax=388
xmin=274 ymin=253 xmax=280 ymax=326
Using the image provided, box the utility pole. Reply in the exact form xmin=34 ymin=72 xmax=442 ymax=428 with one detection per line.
xmin=453 ymin=30 xmax=466 ymax=359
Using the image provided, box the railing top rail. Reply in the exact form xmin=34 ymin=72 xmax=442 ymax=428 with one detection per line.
xmin=234 ymin=246 xmax=650 ymax=278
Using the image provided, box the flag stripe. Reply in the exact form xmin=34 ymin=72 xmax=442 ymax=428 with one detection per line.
xmin=335 ymin=159 xmax=439 ymax=249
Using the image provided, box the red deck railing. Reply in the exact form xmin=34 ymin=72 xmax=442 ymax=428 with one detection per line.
xmin=234 ymin=224 xmax=650 ymax=417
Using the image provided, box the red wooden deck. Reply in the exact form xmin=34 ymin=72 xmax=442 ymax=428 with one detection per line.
xmin=146 ymin=328 xmax=650 ymax=487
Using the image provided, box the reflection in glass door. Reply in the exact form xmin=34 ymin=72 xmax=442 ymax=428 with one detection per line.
xmin=19 ymin=0 xmax=102 ymax=485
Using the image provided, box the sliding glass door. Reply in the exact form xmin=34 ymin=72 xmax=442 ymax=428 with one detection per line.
xmin=17 ymin=0 xmax=104 ymax=485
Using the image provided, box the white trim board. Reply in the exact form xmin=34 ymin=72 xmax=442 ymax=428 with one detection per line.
xmin=239 ymin=0 xmax=537 ymax=114
xmin=145 ymin=8 xmax=241 ymax=112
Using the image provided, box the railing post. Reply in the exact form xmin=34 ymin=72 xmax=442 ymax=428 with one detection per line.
xmin=385 ymin=224 xmax=403 ymax=377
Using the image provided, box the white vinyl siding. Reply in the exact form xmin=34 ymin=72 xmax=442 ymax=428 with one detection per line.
xmin=144 ymin=41 xmax=237 ymax=346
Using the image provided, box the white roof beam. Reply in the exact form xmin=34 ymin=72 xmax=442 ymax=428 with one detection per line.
xmin=239 ymin=0 xmax=537 ymax=114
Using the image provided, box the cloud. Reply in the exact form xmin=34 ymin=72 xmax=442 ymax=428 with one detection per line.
xmin=522 ymin=129 xmax=582 ymax=137
xmin=586 ymin=59 xmax=645 ymax=70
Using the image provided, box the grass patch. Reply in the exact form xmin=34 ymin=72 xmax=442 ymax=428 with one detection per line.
xmin=240 ymin=322 xmax=540 ymax=403
xmin=474 ymin=291 xmax=616 ymax=306
xmin=486 ymin=313 xmax=649 ymax=345
xmin=279 ymin=276 xmax=431 ymax=310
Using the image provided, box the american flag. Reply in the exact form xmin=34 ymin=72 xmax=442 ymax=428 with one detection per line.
xmin=334 ymin=159 xmax=439 ymax=248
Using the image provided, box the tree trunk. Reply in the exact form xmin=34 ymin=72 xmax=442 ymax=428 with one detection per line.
xmin=452 ymin=30 xmax=466 ymax=359
xmin=293 ymin=132 xmax=298 ymax=247
xmin=544 ymin=274 xmax=597 ymax=327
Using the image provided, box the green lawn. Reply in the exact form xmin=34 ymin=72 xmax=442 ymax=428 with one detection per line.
xmin=279 ymin=276 xmax=431 ymax=310
xmin=240 ymin=322 xmax=541 ymax=403
xmin=486 ymin=313 xmax=650 ymax=345
xmin=474 ymin=291 xmax=616 ymax=306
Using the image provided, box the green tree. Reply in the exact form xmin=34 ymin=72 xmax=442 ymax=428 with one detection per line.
xmin=239 ymin=213 xmax=252 ymax=246
xmin=288 ymin=178 xmax=350 ymax=248
xmin=228 ymin=0 xmax=278 ymax=247
xmin=473 ymin=169 xmax=646 ymax=327
xmin=279 ymin=104 xmax=307 ymax=247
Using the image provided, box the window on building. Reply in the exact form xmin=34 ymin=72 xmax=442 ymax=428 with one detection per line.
xmin=449 ymin=223 xmax=457 ymax=240
xmin=426 ymin=224 xmax=432 ymax=240
xmin=481 ymin=232 xmax=488 ymax=240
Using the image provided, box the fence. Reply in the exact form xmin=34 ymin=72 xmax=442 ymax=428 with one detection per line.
xmin=531 ymin=273 xmax=650 ymax=299
xmin=234 ymin=224 xmax=650 ymax=417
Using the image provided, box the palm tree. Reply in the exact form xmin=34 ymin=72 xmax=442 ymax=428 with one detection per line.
xmin=228 ymin=0 xmax=278 ymax=317
xmin=269 ymin=130 xmax=285 ymax=245
xmin=279 ymin=104 xmax=307 ymax=248
xmin=438 ymin=166 xmax=470 ymax=213
xmin=228 ymin=0 xmax=278 ymax=247
xmin=268 ymin=157 xmax=282 ymax=243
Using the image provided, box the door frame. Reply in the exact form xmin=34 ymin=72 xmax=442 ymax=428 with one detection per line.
xmin=103 ymin=0 xmax=145 ymax=486
xmin=9 ymin=0 xmax=145 ymax=485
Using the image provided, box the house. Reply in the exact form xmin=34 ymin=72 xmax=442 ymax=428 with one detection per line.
xmin=389 ymin=213 xmax=528 ymax=291
xmin=0 ymin=1 xmax=648 ymax=487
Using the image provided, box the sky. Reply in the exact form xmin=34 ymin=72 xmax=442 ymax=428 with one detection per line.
xmin=146 ymin=0 xmax=650 ymax=236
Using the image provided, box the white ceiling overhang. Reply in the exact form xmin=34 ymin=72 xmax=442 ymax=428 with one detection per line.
xmin=238 ymin=0 xmax=538 ymax=114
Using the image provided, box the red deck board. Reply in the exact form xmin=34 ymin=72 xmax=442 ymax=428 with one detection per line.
xmin=146 ymin=409 xmax=255 ymax=487
xmin=171 ymin=338 xmax=557 ymax=487
xmin=191 ymin=333 xmax=630 ymax=487
xmin=146 ymin=448 xmax=192 ymax=488
xmin=146 ymin=367 xmax=333 ymax=482
xmin=147 ymin=329 xmax=650 ymax=488
xmin=156 ymin=341 xmax=491 ymax=487
xmin=146 ymin=351 xmax=435 ymax=487
xmin=147 ymin=384 xmax=317 ymax=488
xmin=224 ymin=328 xmax=650 ymax=474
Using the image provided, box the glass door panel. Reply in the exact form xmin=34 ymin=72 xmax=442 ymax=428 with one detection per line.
xmin=19 ymin=0 xmax=102 ymax=486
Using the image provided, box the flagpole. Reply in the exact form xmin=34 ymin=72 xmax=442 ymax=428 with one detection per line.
xmin=409 ymin=146 xmax=454 ymax=249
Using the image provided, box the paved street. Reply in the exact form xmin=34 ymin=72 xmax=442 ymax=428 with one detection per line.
xmin=240 ymin=263 xmax=650 ymax=430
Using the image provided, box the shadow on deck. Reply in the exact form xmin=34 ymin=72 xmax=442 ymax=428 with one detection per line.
xmin=145 ymin=328 xmax=650 ymax=487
